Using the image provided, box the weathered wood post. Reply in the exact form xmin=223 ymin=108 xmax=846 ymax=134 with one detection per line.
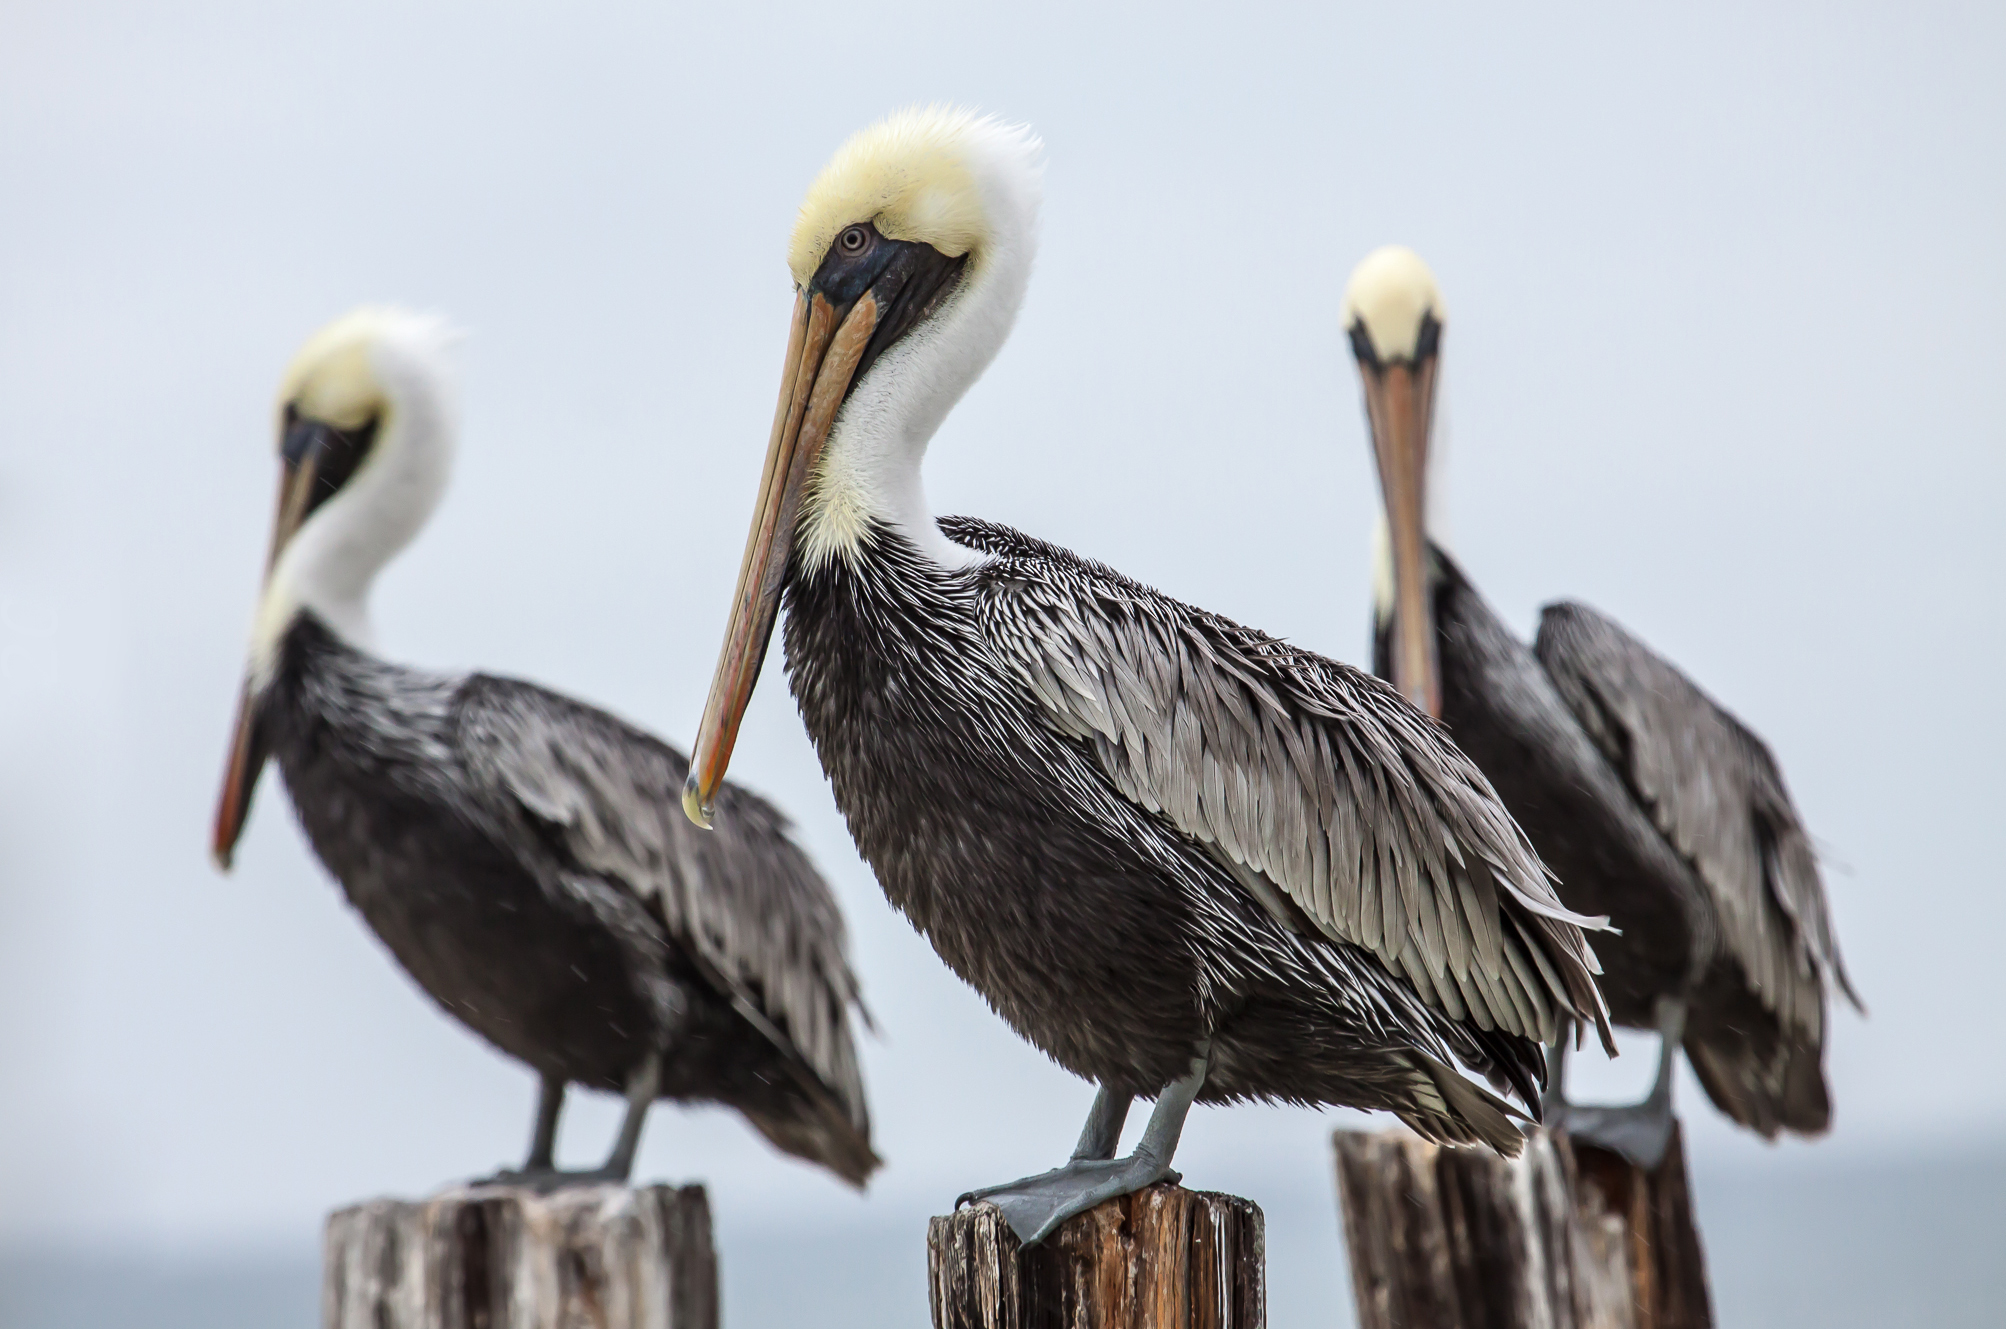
xmin=1331 ymin=1125 xmax=1712 ymax=1329
xmin=928 ymin=1182 xmax=1265 ymax=1328
xmin=1568 ymin=1132 xmax=1711 ymax=1329
xmin=323 ymin=1183 xmax=718 ymax=1329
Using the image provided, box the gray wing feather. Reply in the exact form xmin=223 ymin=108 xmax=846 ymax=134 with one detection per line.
xmin=452 ymin=676 xmax=872 ymax=1133
xmin=1535 ymin=602 xmax=1862 ymax=1040
xmin=956 ymin=523 xmax=1613 ymax=1052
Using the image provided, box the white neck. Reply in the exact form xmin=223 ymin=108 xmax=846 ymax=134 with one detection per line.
xmin=248 ymin=345 xmax=456 ymax=685
xmin=797 ymin=165 xmax=1040 ymax=574
xmin=1371 ymin=514 xmax=1396 ymax=626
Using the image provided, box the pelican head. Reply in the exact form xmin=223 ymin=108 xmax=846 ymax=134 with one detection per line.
xmin=1344 ymin=246 xmax=1445 ymax=718
xmin=211 ymin=307 xmax=458 ymax=868
xmin=684 ymin=106 xmax=1043 ymax=827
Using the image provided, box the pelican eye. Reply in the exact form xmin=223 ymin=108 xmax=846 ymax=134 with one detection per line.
xmin=838 ymin=224 xmax=871 ymax=256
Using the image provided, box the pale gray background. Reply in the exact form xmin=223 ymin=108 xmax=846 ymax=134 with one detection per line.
xmin=1 ymin=2 xmax=2001 ymax=1326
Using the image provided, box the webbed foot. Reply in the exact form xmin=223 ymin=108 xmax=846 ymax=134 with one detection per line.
xmin=957 ymin=1152 xmax=1183 ymax=1245
xmin=1548 ymin=996 xmax=1686 ymax=1170
xmin=474 ymin=1055 xmax=662 ymax=1194
xmin=1551 ymin=1097 xmax=1676 ymax=1171
xmin=957 ymin=1057 xmax=1206 ymax=1247
xmin=472 ymin=1164 xmax=632 ymax=1193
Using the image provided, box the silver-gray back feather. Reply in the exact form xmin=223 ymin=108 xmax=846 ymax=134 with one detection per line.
xmin=1534 ymin=602 xmax=1862 ymax=1045
xmin=454 ymin=678 xmax=872 ymax=1135
xmin=948 ymin=519 xmax=1615 ymax=1054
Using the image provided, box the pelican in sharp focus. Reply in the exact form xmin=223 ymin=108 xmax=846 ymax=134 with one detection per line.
xmin=1343 ymin=246 xmax=1862 ymax=1166
xmin=213 ymin=309 xmax=877 ymax=1189
xmin=682 ymin=107 xmax=1613 ymax=1245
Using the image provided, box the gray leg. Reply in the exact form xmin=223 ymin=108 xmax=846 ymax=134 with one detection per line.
xmin=1541 ymin=1018 xmax=1573 ymax=1120
xmin=1552 ymin=997 xmax=1686 ymax=1170
xmin=598 ymin=1050 xmax=662 ymax=1180
xmin=1071 ymin=1086 xmax=1134 ymax=1162
xmin=525 ymin=1072 xmax=565 ymax=1171
xmin=958 ymin=1048 xmax=1207 ymax=1247
xmin=479 ymin=1052 xmax=662 ymax=1192
xmin=1649 ymin=997 xmax=1687 ymax=1099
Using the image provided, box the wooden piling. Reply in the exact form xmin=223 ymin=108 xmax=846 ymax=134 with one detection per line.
xmin=1570 ymin=1131 xmax=1712 ymax=1329
xmin=928 ymin=1182 xmax=1265 ymax=1328
xmin=323 ymin=1183 xmax=717 ymax=1329
xmin=1332 ymin=1125 xmax=1712 ymax=1329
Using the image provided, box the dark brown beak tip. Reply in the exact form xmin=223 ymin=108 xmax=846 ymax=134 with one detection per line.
xmin=211 ymin=804 xmax=243 ymax=872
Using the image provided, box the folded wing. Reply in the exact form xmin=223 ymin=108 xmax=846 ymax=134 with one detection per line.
xmin=1535 ymin=601 xmax=1861 ymax=1046
xmin=948 ymin=517 xmax=1614 ymax=1054
xmin=452 ymin=675 xmax=875 ymax=1176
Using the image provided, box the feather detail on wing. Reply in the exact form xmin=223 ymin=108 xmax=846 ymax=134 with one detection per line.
xmin=1534 ymin=602 xmax=1862 ymax=1044
xmin=943 ymin=517 xmax=1614 ymax=1055
xmin=450 ymin=677 xmax=876 ymax=1172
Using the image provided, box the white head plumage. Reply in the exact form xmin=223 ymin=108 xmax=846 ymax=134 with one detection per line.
xmin=248 ymin=307 xmax=459 ymax=684
xmin=1343 ymin=246 xmax=1445 ymax=363
xmin=789 ymin=106 xmax=1044 ymax=572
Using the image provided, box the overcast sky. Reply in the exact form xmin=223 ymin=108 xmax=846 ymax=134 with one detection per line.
xmin=1 ymin=0 xmax=2001 ymax=1313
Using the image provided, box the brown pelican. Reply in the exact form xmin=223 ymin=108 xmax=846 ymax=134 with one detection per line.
xmin=211 ymin=309 xmax=877 ymax=1189
xmin=681 ymin=108 xmax=1612 ymax=1245
xmin=1344 ymin=246 xmax=1862 ymax=1166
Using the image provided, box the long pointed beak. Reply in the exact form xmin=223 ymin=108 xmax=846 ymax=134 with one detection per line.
xmin=1358 ymin=351 xmax=1442 ymax=718
xmin=211 ymin=448 xmax=325 ymax=869
xmin=211 ymin=682 xmax=270 ymax=870
xmin=683 ymin=288 xmax=880 ymax=827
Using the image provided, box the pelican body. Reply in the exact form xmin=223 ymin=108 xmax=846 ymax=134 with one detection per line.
xmin=683 ymin=109 xmax=1611 ymax=1243
xmin=1344 ymin=248 xmax=1860 ymax=1158
xmin=213 ymin=311 xmax=876 ymax=1188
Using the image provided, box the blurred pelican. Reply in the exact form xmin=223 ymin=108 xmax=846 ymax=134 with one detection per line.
xmin=1345 ymin=247 xmax=1861 ymax=1165
xmin=213 ymin=309 xmax=877 ymax=1188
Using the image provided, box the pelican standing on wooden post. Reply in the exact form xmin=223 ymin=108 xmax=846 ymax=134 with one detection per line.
xmin=213 ymin=309 xmax=877 ymax=1190
xmin=1343 ymin=246 xmax=1862 ymax=1166
xmin=683 ymin=108 xmax=1613 ymax=1246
